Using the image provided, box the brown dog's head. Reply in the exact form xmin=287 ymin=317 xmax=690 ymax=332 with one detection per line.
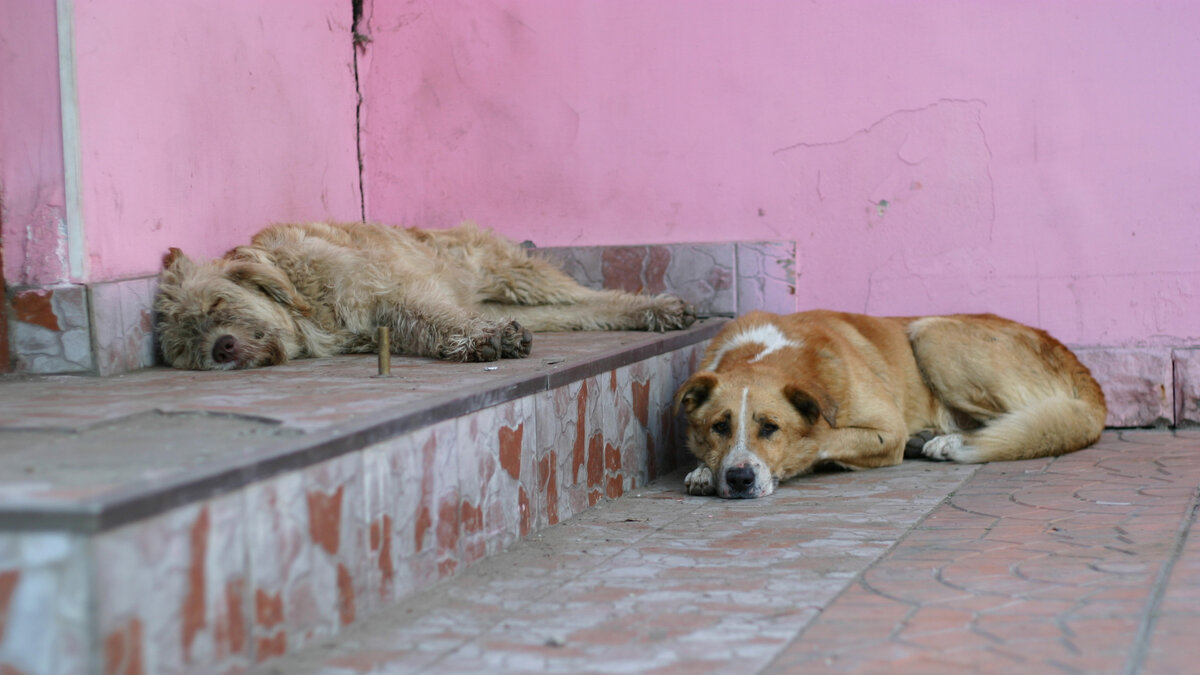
xmin=674 ymin=368 xmax=838 ymax=498
xmin=154 ymin=247 xmax=310 ymax=370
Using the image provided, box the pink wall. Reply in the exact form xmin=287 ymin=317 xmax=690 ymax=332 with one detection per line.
xmin=1 ymin=0 xmax=362 ymax=285
xmin=72 ymin=0 xmax=363 ymax=281
xmin=359 ymin=0 xmax=1200 ymax=347
xmin=4 ymin=1 xmax=1197 ymax=351
xmin=0 ymin=1 xmax=69 ymax=285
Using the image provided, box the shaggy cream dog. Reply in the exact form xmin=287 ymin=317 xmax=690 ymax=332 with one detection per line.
xmin=155 ymin=221 xmax=696 ymax=369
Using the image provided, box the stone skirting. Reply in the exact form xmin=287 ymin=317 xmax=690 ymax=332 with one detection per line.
xmin=535 ymin=239 xmax=798 ymax=318
xmin=7 ymin=276 xmax=157 ymax=376
xmin=1075 ymin=347 xmax=1200 ymax=428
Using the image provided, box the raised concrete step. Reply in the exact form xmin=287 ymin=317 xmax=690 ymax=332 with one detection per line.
xmin=249 ymin=430 xmax=1200 ymax=675
xmin=0 ymin=321 xmax=722 ymax=674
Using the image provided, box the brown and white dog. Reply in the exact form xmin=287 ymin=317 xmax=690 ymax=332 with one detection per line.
xmin=674 ymin=310 xmax=1107 ymax=498
xmin=155 ymin=221 xmax=696 ymax=369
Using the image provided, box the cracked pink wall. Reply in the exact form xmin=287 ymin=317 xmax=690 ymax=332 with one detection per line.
xmin=0 ymin=0 xmax=362 ymax=285
xmin=0 ymin=1 xmax=69 ymax=286
xmin=359 ymin=0 xmax=1200 ymax=347
xmin=70 ymin=0 xmax=363 ymax=281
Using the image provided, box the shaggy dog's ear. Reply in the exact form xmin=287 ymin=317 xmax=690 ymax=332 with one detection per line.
xmin=163 ymin=247 xmax=187 ymax=269
xmin=161 ymin=248 xmax=195 ymax=276
xmin=225 ymin=261 xmax=312 ymax=315
xmin=157 ymin=249 xmax=195 ymax=306
xmin=784 ymin=382 xmax=838 ymax=428
xmin=674 ymin=372 xmax=718 ymax=415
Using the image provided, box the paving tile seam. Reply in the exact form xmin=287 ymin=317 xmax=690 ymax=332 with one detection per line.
xmin=1121 ymin=481 xmax=1200 ymax=675
xmin=418 ymin=490 xmax=717 ymax=674
xmin=758 ymin=463 xmax=986 ymax=673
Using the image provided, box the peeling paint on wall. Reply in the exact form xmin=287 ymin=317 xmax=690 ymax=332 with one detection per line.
xmin=774 ymin=99 xmax=997 ymax=316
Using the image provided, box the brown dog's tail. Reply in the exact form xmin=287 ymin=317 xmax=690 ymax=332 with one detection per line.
xmin=908 ymin=313 xmax=1108 ymax=464
xmin=956 ymin=393 xmax=1107 ymax=463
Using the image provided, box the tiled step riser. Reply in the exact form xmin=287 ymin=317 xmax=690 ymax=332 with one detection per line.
xmin=1 ymin=343 xmax=706 ymax=674
xmin=0 ymin=532 xmax=91 ymax=674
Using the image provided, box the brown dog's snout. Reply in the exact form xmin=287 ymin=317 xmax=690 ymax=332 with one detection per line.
xmin=212 ymin=335 xmax=239 ymax=364
xmin=725 ymin=465 xmax=756 ymax=495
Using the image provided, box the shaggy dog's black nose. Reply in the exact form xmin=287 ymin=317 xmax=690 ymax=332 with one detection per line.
xmin=212 ymin=335 xmax=238 ymax=364
xmin=726 ymin=465 xmax=756 ymax=494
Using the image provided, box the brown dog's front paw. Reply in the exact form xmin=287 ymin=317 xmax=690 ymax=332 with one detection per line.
xmin=683 ymin=465 xmax=716 ymax=496
xmin=500 ymin=320 xmax=533 ymax=359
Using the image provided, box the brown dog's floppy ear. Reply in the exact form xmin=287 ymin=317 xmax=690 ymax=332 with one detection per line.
xmin=226 ymin=261 xmax=312 ymax=315
xmin=784 ymin=382 xmax=838 ymax=428
xmin=674 ymin=372 xmax=718 ymax=415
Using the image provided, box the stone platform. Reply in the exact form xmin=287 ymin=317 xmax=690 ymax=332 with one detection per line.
xmin=0 ymin=321 xmax=722 ymax=674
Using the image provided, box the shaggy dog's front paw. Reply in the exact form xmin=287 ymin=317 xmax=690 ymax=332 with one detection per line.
xmin=500 ymin=320 xmax=533 ymax=359
xmin=684 ymin=465 xmax=716 ymax=496
xmin=444 ymin=332 xmax=503 ymax=362
xmin=646 ymin=295 xmax=698 ymax=332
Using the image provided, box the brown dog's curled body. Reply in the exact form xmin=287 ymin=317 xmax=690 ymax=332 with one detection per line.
xmin=155 ymin=222 xmax=696 ymax=369
xmin=675 ymin=310 xmax=1106 ymax=498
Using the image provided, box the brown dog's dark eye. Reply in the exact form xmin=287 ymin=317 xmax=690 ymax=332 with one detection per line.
xmin=207 ymin=297 xmax=224 ymax=312
xmin=759 ymin=421 xmax=779 ymax=439
xmin=253 ymin=330 xmax=265 ymax=340
xmin=712 ymin=420 xmax=731 ymax=436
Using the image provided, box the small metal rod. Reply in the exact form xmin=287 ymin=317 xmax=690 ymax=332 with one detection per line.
xmin=377 ymin=326 xmax=391 ymax=376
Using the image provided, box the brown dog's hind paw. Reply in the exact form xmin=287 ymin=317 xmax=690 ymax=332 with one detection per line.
xmin=500 ymin=320 xmax=533 ymax=359
xmin=904 ymin=430 xmax=939 ymax=459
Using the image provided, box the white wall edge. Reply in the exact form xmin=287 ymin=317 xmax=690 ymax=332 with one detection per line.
xmin=56 ymin=0 xmax=87 ymax=281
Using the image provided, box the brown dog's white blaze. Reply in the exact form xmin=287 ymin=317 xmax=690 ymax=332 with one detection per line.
xmin=716 ymin=387 xmax=776 ymax=498
xmin=676 ymin=368 xmax=836 ymax=499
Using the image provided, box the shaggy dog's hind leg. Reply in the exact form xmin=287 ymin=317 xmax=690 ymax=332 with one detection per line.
xmin=476 ymin=252 xmax=697 ymax=331
xmin=382 ymin=301 xmax=526 ymax=362
xmin=478 ymin=293 xmax=697 ymax=332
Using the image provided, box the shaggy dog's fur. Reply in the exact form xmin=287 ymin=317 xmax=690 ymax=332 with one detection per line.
xmin=155 ymin=221 xmax=696 ymax=369
xmin=675 ymin=310 xmax=1107 ymax=498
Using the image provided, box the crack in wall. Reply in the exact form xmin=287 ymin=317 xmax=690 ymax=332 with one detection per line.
xmin=352 ymin=0 xmax=370 ymax=223
xmin=771 ymin=98 xmax=989 ymax=155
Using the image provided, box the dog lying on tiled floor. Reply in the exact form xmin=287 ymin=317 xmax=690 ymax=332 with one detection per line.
xmin=154 ymin=221 xmax=696 ymax=369
xmin=675 ymin=310 xmax=1107 ymax=498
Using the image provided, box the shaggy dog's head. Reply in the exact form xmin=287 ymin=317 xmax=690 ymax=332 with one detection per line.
xmin=154 ymin=248 xmax=309 ymax=370
xmin=674 ymin=368 xmax=838 ymax=498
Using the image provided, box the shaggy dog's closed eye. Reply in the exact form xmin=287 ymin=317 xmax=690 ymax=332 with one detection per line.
xmin=155 ymin=221 xmax=697 ymax=370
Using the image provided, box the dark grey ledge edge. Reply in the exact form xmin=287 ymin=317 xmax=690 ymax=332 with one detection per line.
xmin=1 ymin=319 xmax=726 ymax=534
